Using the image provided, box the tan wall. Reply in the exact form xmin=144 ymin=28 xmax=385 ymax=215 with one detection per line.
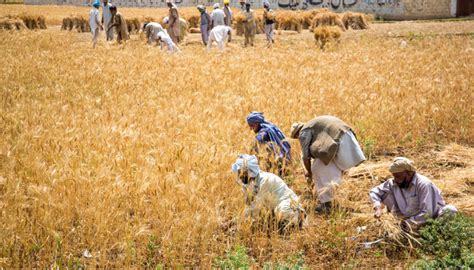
xmin=23 ymin=0 xmax=457 ymax=19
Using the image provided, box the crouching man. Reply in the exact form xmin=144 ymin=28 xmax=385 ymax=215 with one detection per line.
xmin=231 ymin=154 xmax=306 ymax=232
xmin=370 ymin=157 xmax=457 ymax=231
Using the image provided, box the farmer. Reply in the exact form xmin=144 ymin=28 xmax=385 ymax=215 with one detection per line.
xmin=242 ymin=2 xmax=256 ymax=47
xmin=247 ymin=112 xmax=291 ymax=176
xmin=89 ymin=1 xmax=102 ymax=48
xmin=143 ymin=22 xmax=165 ymax=45
xmin=262 ymin=0 xmax=275 ymax=47
xmin=290 ymin=115 xmax=366 ymax=214
xmin=232 ymin=154 xmax=306 ymax=231
xmin=166 ymin=0 xmax=181 ymax=44
xmin=207 ymin=25 xmax=232 ymax=51
xmin=108 ymin=6 xmax=129 ymax=44
xmin=223 ymin=0 xmax=233 ymax=27
xmin=370 ymin=157 xmax=457 ymax=230
xmin=157 ymin=31 xmax=180 ymax=53
xmin=197 ymin=5 xmax=211 ymax=45
xmin=210 ymin=3 xmax=225 ymax=29
xmin=101 ymin=0 xmax=114 ymax=41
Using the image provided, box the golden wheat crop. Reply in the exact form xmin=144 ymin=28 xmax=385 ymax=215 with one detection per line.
xmin=0 ymin=5 xmax=473 ymax=268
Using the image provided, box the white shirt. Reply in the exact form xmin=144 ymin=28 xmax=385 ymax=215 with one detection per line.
xmin=102 ymin=3 xmax=113 ymax=26
xmin=145 ymin=22 xmax=164 ymax=43
xmin=211 ymin=9 xmax=225 ymax=27
xmin=89 ymin=8 xmax=100 ymax=31
xmin=157 ymin=31 xmax=177 ymax=51
xmin=209 ymin=25 xmax=231 ymax=43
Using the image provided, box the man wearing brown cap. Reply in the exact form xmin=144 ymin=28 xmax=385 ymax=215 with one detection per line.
xmin=290 ymin=115 xmax=366 ymax=214
xmin=369 ymin=157 xmax=457 ymax=230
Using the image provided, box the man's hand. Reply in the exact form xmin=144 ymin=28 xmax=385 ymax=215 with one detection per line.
xmin=304 ymin=172 xmax=312 ymax=186
xmin=374 ymin=206 xmax=383 ymax=218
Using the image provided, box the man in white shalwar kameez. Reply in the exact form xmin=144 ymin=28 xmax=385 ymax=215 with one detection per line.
xmin=157 ymin=31 xmax=180 ymax=53
xmin=207 ymin=25 xmax=232 ymax=51
xmin=231 ymin=154 xmax=306 ymax=231
xmin=144 ymin=22 xmax=165 ymax=45
xmin=291 ymin=115 xmax=366 ymax=214
xmin=89 ymin=1 xmax=102 ymax=48
xmin=101 ymin=0 xmax=114 ymax=41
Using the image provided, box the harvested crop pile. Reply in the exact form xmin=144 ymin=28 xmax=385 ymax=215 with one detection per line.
xmin=275 ymin=10 xmax=302 ymax=33
xmin=312 ymin=11 xmax=345 ymax=31
xmin=189 ymin=27 xmax=201 ymax=33
xmin=126 ymin=18 xmax=141 ymax=34
xmin=341 ymin=12 xmax=369 ymax=30
xmin=300 ymin=8 xmax=328 ymax=29
xmin=0 ymin=17 xmax=26 ymax=30
xmin=184 ymin=14 xmax=200 ymax=29
xmin=19 ymin=14 xmax=47 ymax=30
xmin=61 ymin=16 xmax=90 ymax=32
xmin=233 ymin=12 xmax=264 ymax=36
xmin=314 ymin=26 xmax=341 ymax=49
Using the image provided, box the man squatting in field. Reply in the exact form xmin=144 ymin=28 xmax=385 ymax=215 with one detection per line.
xmin=370 ymin=157 xmax=457 ymax=231
xmin=232 ymin=154 xmax=306 ymax=231
xmin=290 ymin=115 xmax=366 ymax=214
xmin=89 ymin=1 xmax=102 ymax=49
xmin=143 ymin=22 xmax=165 ymax=45
xmin=197 ymin=5 xmax=211 ymax=45
xmin=101 ymin=0 xmax=114 ymax=41
xmin=108 ymin=6 xmax=129 ymax=44
xmin=246 ymin=112 xmax=291 ymax=176
xmin=207 ymin=25 xmax=232 ymax=51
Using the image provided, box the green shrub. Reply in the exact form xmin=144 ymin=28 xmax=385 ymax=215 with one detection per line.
xmin=413 ymin=214 xmax=473 ymax=269
xmin=263 ymin=250 xmax=307 ymax=270
xmin=215 ymin=245 xmax=253 ymax=269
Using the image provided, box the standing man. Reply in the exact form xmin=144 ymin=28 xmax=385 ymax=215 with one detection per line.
xmin=108 ymin=6 xmax=129 ymax=44
xmin=207 ymin=25 xmax=232 ymax=51
xmin=101 ymin=0 xmax=113 ymax=41
xmin=197 ymin=5 xmax=211 ymax=45
xmin=210 ymin=3 xmax=225 ymax=29
xmin=246 ymin=112 xmax=291 ymax=176
xmin=262 ymin=0 xmax=275 ymax=47
xmin=223 ymin=0 xmax=233 ymax=27
xmin=370 ymin=157 xmax=457 ymax=230
xmin=242 ymin=2 xmax=256 ymax=47
xmin=166 ymin=0 xmax=181 ymax=44
xmin=89 ymin=1 xmax=102 ymax=48
xmin=290 ymin=115 xmax=366 ymax=214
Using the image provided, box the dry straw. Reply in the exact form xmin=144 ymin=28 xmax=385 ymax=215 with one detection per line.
xmin=313 ymin=26 xmax=342 ymax=49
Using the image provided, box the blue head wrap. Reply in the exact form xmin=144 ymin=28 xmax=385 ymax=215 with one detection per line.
xmin=92 ymin=0 xmax=100 ymax=8
xmin=246 ymin=111 xmax=265 ymax=124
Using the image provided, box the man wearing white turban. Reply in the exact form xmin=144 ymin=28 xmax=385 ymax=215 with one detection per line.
xmin=231 ymin=154 xmax=306 ymax=231
xmin=369 ymin=157 xmax=457 ymax=229
xmin=210 ymin=3 xmax=225 ymax=29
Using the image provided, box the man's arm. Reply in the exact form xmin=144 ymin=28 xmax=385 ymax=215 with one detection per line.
xmin=369 ymin=181 xmax=391 ymax=218
xmin=298 ymin=129 xmax=313 ymax=179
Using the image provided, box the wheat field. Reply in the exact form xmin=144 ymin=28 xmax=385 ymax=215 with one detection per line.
xmin=0 ymin=5 xmax=473 ymax=268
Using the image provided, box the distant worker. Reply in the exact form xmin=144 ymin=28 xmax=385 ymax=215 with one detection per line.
xmin=210 ymin=3 xmax=225 ymax=29
xmin=290 ymin=115 xmax=366 ymax=214
xmin=89 ymin=1 xmax=102 ymax=49
xmin=197 ymin=5 xmax=211 ymax=45
xmin=157 ymin=31 xmax=180 ymax=52
xmin=370 ymin=157 xmax=457 ymax=230
xmin=239 ymin=0 xmax=245 ymax=10
xmin=232 ymin=154 xmax=306 ymax=231
xmin=101 ymin=0 xmax=113 ymax=41
xmin=108 ymin=6 xmax=129 ymax=44
xmin=242 ymin=2 xmax=256 ymax=47
xmin=223 ymin=0 xmax=233 ymax=27
xmin=263 ymin=0 xmax=275 ymax=47
xmin=166 ymin=0 xmax=181 ymax=44
xmin=143 ymin=22 xmax=165 ymax=45
xmin=246 ymin=112 xmax=291 ymax=176
xmin=207 ymin=25 xmax=232 ymax=51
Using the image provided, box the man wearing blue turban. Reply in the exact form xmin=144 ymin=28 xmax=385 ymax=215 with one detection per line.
xmin=246 ymin=112 xmax=291 ymax=176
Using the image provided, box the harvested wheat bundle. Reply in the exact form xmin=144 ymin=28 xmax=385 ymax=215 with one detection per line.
xmin=275 ymin=11 xmax=302 ymax=33
xmin=276 ymin=30 xmax=299 ymax=35
xmin=232 ymin=13 xmax=264 ymax=36
xmin=184 ymin=14 xmax=200 ymax=29
xmin=126 ymin=18 xmax=141 ymax=34
xmin=72 ymin=16 xmax=90 ymax=33
xmin=61 ymin=17 xmax=74 ymax=30
xmin=18 ymin=14 xmax=47 ymax=30
xmin=0 ymin=17 xmax=27 ymax=31
xmin=301 ymin=9 xmax=328 ymax=29
xmin=189 ymin=27 xmax=201 ymax=34
xmin=341 ymin=12 xmax=369 ymax=30
xmin=314 ymin=26 xmax=341 ymax=49
xmin=311 ymin=11 xmax=345 ymax=32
